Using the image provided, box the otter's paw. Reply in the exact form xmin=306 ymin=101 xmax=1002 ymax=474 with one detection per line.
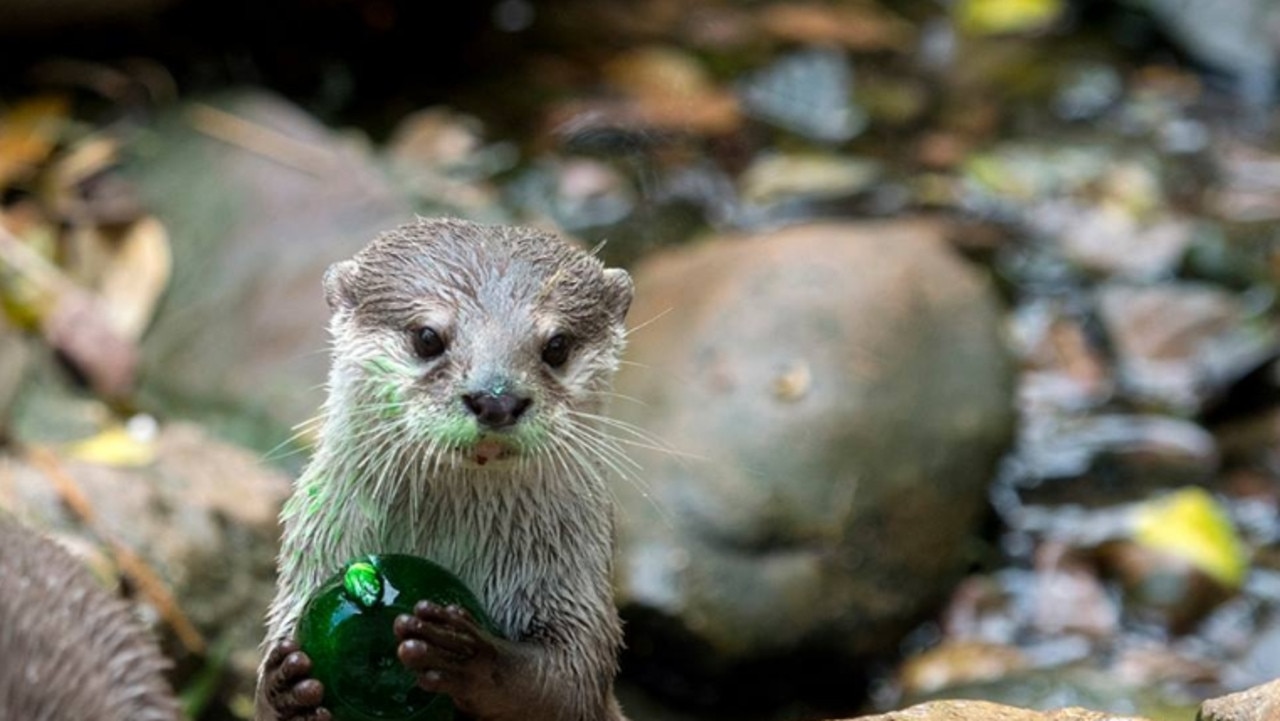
xmin=394 ymin=601 xmax=502 ymax=698
xmin=263 ymin=639 xmax=332 ymax=721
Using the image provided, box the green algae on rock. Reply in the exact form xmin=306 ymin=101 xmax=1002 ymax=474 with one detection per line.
xmin=297 ymin=554 xmax=497 ymax=721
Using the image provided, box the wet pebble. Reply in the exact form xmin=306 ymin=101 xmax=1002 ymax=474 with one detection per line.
xmin=1211 ymin=140 xmax=1280 ymax=223
xmin=1059 ymin=210 xmax=1193 ymax=280
xmin=1096 ymin=282 xmax=1280 ymax=412
xmin=738 ymin=47 xmax=867 ymax=144
xmin=504 ymin=156 xmax=635 ymax=232
xmin=1123 ymin=0 xmax=1278 ymax=104
xmin=737 ymin=152 xmax=880 ymax=206
xmin=1053 ymin=62 xmax=1124 ymax=121
xmin=897 ymin=640 xmax=1029 ymax=697
xmin=1097 ymin=539 xmax=1235 ymax=633
xmin=1030 ymin=543 xmax=1120 ymax=638
xmin=1008 ymin=413 xmax=1218 ymax=503
xmin=1008 ymin=298 xmax=1112 ymax=414
xmin=600 ymin=45 xmax=742 ymax=136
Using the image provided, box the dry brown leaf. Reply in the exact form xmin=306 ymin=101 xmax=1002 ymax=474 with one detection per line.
xmin=93 ymin=216 xmax=172 ymax=340
xmin=188 ymin=102 xmax=336 ymax=176
xmin=0 ymin=197 xmax=53 ymax=239
xmin=0 ymin=225 xmax=138 ymax=398
xmin=64 ymin=424 xmax=157 ymax=467
xmin=0 ymin=224 xmax=62 ymax=330
xmin=41 ymin=286 xmax=138 ymax=399
xmin=758 ymin=2 xmax=913 ymax=52
xmin=0 ymin=95 xmax=70 ymax=188
xmin=41 ymin=135 xmax=120 ymax=220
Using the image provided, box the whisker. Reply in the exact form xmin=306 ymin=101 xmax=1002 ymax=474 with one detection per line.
xmin=568 ymin=410 xmax=705 ymax=461
xmin=624 ymin=306 xmax=674 ymax=338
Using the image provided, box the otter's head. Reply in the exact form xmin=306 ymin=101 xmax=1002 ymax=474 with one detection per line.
xmin=322 ymin=218 xmax=633 ymax=470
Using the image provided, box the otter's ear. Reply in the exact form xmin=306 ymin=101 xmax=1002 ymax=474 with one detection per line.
xmin=602 ymin=267 xmax=633 ymax=324
xmin=323 ymin=259 xmax=360 ymax=312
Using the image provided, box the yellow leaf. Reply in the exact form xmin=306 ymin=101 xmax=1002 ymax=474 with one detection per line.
xmin=64 ymin=425 xmax=156 ymax=467
xmin=0 ymin=95 xmax=69 ymax=187
xmin=1133 ymin=487 xmax=1247 ymax=589
xmin=956 ymin=0 xmax=1064 ymax=35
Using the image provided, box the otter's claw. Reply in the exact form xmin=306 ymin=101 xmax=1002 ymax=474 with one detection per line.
xmin=264 ymin=639 xmax=332 ymax=721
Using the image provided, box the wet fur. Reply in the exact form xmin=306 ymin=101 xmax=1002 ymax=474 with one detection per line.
xmin=258 ymin=218 xmax=633 ymax=721
xmin=0 ymin=512 xmax=179 ymax=721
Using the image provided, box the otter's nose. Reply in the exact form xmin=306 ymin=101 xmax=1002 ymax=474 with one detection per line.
xmin=462 ymin=391 xmax=531 ymax=429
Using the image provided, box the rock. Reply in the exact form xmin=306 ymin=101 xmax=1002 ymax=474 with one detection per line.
xmin=1096 ymin=283 xmax=1280 ymax=412
xmin=611 ymin=220 xmax=1015 ymax=695
xmin=1229 ymin=620 xmax=1280 ymax=690
xmin=126 ymin=90 xmax=414 ymax=451
xmin=1123 ymin=0 xmax=1278 ymax=104
xmin=1052 ymin=63 xmax=1124 ymax=122
xmin=1059 ymin=210 xmax=1193 ymax=281
xmin=506 ymin=157 xmax=637 ymax=233
xmin=1199 ymin=678 xmax=1280 ymax=721
xmin=1008 ymin=414 xmax=1218 ymax=504
xmin=0 ymin=421 xmax=292 ymax=714
xmin=738 ymin=152 xmax=881 ymax=206
xmin=1029 ymin=544 xmax=1119 ymax=638
xmin=1097 ymin=537 xmax=1235 ymax=633
xmin=1210 ymin=141 xmax=1280 ymax=223
xmin=848 ymin=699 xmax=1152 ymax=721
xmin=884 ymin=662 xmax=1199 ymax=719
xmin=738 ymin=48 xmax=867 ymax=144
xmin=729 ymin=151 xmax=885 ymax=229
xmin=1007 ymin=298 xmax=1112 ymax=415
xmin=603 ymin=45 xmax=734 ymax=122
xmin=897 ymin=641 xmax=1029 ymax=697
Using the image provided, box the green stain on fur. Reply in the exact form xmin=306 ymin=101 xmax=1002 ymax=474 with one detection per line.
xmin=305 ymin=482 xmax=327 ymax=514
xmin=430 ymin=415 xmax=482 ymax=447
xmin=362 ymin=356 xmax=407 ymax=419
xmin=514 ymin=420 xmax=547 ymax=450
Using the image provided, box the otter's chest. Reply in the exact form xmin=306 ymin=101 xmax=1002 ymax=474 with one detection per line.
xmin=372 ymin=477 xmax=602 ymax=639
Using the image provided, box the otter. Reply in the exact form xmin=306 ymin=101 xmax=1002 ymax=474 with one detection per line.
xmin=0 ymin=511 xmax=180 ymax=721
xmin=257 ymin=218 xmax=634 ymax=721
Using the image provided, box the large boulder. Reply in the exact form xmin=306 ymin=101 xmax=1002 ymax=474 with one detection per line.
xmin=610 ymin=220 xmax=1014 ymax=698
xmin=847 ymin=699 xmax=1152 ymax=721
xmin=1199 ymin=678 xmax=1280 ymax=721
xmin=128 ymin=90 xmax=414 ymax=451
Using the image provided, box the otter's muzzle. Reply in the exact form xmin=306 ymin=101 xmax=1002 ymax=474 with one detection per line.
xmin=462 ymin=391 xmax=531 ymax=430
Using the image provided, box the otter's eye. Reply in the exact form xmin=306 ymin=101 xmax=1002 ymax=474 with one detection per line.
xmin=412 ymin=327 xmax=446 ymax=359
xmin=542 ymin=334 xmax=572 ymax=368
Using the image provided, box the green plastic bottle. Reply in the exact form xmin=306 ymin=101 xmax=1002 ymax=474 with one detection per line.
xmin=296 ymin=554 xmax=497 ymax=721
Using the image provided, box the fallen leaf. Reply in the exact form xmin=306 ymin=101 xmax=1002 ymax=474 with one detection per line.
xmin=0 ymin=95 xmax=69 ymax=187
xmin=0 ymin=225 xmax=139 ymax=398
xmin=758 ymin=2 xmax=912 ymax=52
xmin=955 ymin=0 xmax=1063 ymax=36
xmin=898 ymin=640 xmax=1028 ymax=696
xmin=1133 ymin=487 xmax=1247 ymax=589
xmin=66 ymin=216 xmax=172 ymax=340
xmin=41 ymin=286 xmax=139 ymax=399
xmin=41 ymin=134 xmax=120 ymax=220
xmin=64 ymin=424 xmax=156 ymax=467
